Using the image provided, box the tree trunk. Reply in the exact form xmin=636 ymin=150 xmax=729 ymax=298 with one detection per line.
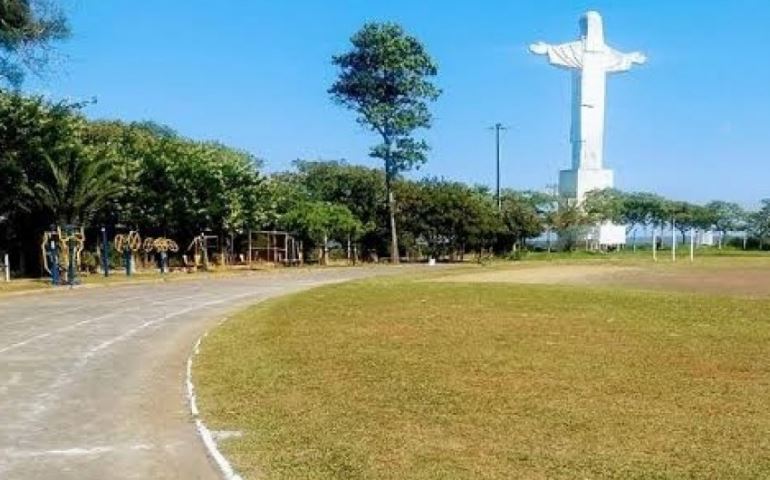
xmin=322 ymin=233 xmax=329 ymax=266
xmin=347 ymin=234 xmax=351 ymax=263
xmin=382 ymin=137 xmax=400 ymax=265
xmin=386 ymin=181 xmax=399 ymax=264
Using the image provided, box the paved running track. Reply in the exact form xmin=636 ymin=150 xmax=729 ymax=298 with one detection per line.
xmin=0 ymin=267 xmax=404 ymax=479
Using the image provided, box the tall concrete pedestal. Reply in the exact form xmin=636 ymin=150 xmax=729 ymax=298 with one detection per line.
xmin=558 ymin=168 xmax=614 ymax=203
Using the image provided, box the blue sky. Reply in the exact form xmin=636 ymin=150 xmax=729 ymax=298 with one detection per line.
xmin=26 ymin=1 xmax=770 ymax=207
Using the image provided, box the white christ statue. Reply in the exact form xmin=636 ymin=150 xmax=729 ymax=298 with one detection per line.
xmin=530 ymin=11 xmax=645 ymax=202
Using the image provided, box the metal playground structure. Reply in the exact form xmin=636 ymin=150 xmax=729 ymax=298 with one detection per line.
xmin=247 ymin=230 xmax=301 ymax=265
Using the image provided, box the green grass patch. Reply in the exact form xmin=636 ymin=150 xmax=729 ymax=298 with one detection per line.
xmin=0 ymin=278 xmax=51 ymax=294
xmin=196 ymin=274 xmax=770 ymax=479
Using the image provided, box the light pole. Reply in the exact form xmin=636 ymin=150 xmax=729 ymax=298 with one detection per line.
xmin=489 ymin=123 xmax=508 ymax=211
xmin=101 ymin=226 xmax=110 ymax=277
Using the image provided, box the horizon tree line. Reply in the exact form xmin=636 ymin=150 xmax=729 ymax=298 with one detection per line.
xmin=1 ymin=15 xmax=770 ymax=276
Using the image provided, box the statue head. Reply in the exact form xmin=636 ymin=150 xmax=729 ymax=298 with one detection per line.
xmin=580 ymin=11 xmax=605 ymax=52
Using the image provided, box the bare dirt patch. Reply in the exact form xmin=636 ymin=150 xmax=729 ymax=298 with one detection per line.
xmin=437 ymin=264 xmax=639 ymax=285
xmin=617 ymin=267 xmax=770 ymax=296
xmin=434 ymin=260 xmax=770 ymax=297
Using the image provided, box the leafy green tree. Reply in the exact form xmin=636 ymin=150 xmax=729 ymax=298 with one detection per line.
xmin=329 ymin=22 xmax=440 ymax=263
xmin=586 ymin=190 xmax=671 ymax=249
xmin=395 ymin=179 xmax=499 ymax=260
xmin=663 ymin=201 xmax=715 ymax=244
xmin=583 ymin=188 xmax=626 ymax=224
xmin=549 ymin=199 xmax=590 ymax=252
xmin=0 ymin=92 xmax=87 ymax=220
xmin=261 ymin=172 xmax=310 ymax=229
xmin=0 ymin=0 xmax=69 ymax=86
xmin=291 ymin=159 xmax=386 ymax=253
xmin=33 ymin=141 xmax=121 ymax=225
xmin=749 ymin=199 xmax=770 ymax=249
xmin=665 ymin=201 xmax=693 ymax=244
xmin=705 ymin=200 xmax=745 ymax=248
xmin=499 ymin=190 xmax=546 ymax=252
xmin=130 ymin=138 xmax=267 ymax=239
xmin=0 ymin=91 xmax=104 ymax=273
xmin=280 ymin=201 xmax=362 ymax=265
xmin=622 ymin=192 xmax=667 ymax=247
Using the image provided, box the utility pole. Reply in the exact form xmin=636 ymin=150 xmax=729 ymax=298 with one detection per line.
xmin=489 ymin=123 xmax=508 ymax=211
xmin=672 ymin=218 xmax=676 ymax=262
xmin=690 ymin=227 xmax=695 ymax=262
xmin=101 ymin=226 xmax=110 ymax=277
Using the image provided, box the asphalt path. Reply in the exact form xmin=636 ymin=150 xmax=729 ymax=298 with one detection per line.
xmin=0 ymin=267 xmax=405 ymax=479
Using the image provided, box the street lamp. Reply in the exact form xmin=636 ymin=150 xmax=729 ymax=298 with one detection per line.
xmin=488 ymin=123 xmax=509 ymax=211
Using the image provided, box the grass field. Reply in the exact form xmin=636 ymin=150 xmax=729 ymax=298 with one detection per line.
xmin=195 ymin=258 xmax=770 ymax=479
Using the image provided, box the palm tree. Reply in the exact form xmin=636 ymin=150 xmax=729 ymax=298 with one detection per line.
xmin=33 ymin=149 xmax=122 ymax=226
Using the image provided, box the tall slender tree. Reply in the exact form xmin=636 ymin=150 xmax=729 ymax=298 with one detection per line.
xmin=329 ymin=22 xmax=440 ymax=263
xmin=0 ymin=0 xmax=69 ymax=87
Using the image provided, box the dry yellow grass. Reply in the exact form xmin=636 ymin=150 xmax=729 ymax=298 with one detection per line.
xmin=196 ymin=260 xmax=770 ymax=479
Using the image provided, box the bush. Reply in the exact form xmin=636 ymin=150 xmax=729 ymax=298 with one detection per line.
xmin=80 ymin=250 xmax=99 ymax=273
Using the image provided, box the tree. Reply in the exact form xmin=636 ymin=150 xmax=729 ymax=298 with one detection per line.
xmin=393 ymin=179 xmax=496 ymax=260
xmin=621 ymin=192 xmax=667 ymax=247
xmin=33 ymin=142 xmax=122 ymax=225
xmin=128 ymin=138 xmax=267 ymax=239
xmin=583 ymin=188 xmax=626 ymax=224
xmin=499 ymin=190 xmax=546 ymax=252
xmin=0 ymin=91 xmax=86 ymax=221
xmin=749 ymin=199 xmax=770 ymax=249
xmin=0 ymin=91 xmax=102 ymax=273
xmin=705 ymin=200 xmax=745 ymax=248
xmin=665 ymin=200 xmax=697 ymax=244
xmin=0 ymin=0 xmax=69 ymax=87
xmin=291 ymin=159 xmax=386 ymax=254
xmin=280 ymin=201 xmax=362 ymax=265
xmin=549 ymin=199 xmax=590 ymax=252
xmin=329 ymin=22 xmax=440 ymax=263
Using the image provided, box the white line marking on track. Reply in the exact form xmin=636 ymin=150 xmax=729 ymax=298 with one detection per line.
xmin=4 ymin=443 xmax=156 ymax=458
xmin=0 ymin=292 xmax=206 ymax=355
xmin=12 ymin=291 xmax=260 ymax=423
xmin=0 ymin=294 xmax=147 ymax=329
xmin=187 ymin=316 xmax=244 ymax=480
xmin=0 ymin=312 xmax=121 ymax=354
xmin=79 ymin=292 xmax=256 ymax=363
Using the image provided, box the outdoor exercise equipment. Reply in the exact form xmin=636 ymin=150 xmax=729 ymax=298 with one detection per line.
xmin=187 ymin=233 xmax=218 ymax=270
xmin=142 ymin=237 xmax=179 ymax=273
xmin=41 ymin=230 xmax=60 ymax=285
xmin=114 ymin=231 xmax=142 ymax=276
xmin=61 ymin=226 xmax=85 ymax=285
xmin=41 ymin=226 xmax=85 ymax=286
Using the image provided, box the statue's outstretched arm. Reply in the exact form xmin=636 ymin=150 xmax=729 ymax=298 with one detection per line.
xmin=605 ymin=48 xmax=646 ymax=73
xmin=529 ymin=41 xmax=583 ymax=69
xmin=529 ymin=41 xmax=551 ymax=55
